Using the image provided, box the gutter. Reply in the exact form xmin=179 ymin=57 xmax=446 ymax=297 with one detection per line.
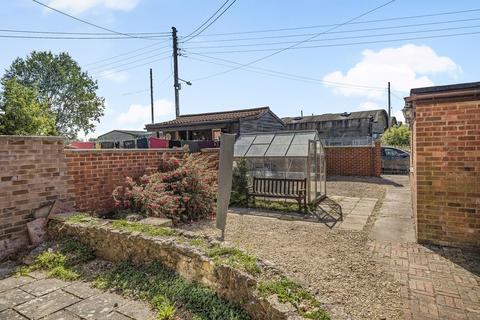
xmin=405 ymin=88 xmax=480 ymax=103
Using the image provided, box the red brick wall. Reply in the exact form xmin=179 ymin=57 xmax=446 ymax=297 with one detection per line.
xmin=65 ymin=148 xmax=220 ymax=215
xmin=0 ymin=136 xmax=73 ymax=260
xmin=324 ymin=140 xmax=381 ymax=177
xmin=411 ymin=100 xmax=480 ymax=247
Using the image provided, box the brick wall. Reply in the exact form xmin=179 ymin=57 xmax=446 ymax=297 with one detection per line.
xmin=0 ymin=136 xmax=73 ymax=260
xmin=410 ymin=100 xmax=479 ymax=247
xmin=65 ymin=148 xmax=219 ymax=215
xmin=324 ymin=140 xmax=381 ymax=177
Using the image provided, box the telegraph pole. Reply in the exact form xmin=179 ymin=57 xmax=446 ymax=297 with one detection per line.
xmin=172 ymin=26 xmax=180 ymax=117
xmin=387 ymin=81 xmax=391 ymax=127
xmin=150 ymin=68 xmax=154 ymax=123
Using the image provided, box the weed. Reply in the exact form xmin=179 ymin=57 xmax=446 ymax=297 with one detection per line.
xmin=95 ymin=261 xmax=250 ymax=320
xmin=32 ymin=252 xmax=66 ymax=269
xmin=111 ymin=220 xmax=177 ymax=237
xmin=57 ymin=237 xmax=95 ymax=265
xmin=66 ymin=213 xmax=95 ymax=224
xmin=258 ymin=278 xmax=329 ymax=320
xmin=188 ymin=238 xmax=208 ymax=249
xmin=207 ymin=245 xmax=260 ymax=275
xmin=47 ymin=266 xmax=80 ymax=281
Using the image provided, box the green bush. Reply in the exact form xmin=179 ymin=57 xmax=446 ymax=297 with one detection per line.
xmin=230 ymin=158 xmax=248 ymax=206
xmin=381 ymin=124 xmax=410 ymax=147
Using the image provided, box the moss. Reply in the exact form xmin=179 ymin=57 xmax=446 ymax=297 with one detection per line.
xmin=258 ymin=278 xmax=329 ymax=320
xmin=111 ymin=220 xmax=177 ymax=238
xmin=188 ymin=238 xmax=208 ymax=249
xmin=66 ymin=213 xmax=97 ymax=224
xmin=207 ymin=245 xmax=261 ymax=275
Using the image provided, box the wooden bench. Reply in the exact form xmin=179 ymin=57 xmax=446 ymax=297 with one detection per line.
xmin=247 ymin=177 xmax=307 ymax=211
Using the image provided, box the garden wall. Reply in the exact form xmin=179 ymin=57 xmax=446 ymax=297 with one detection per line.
xmin=324 ymin=140 xmax=381 ymax=177
xmin=65 ymin=148 xmax=219 ymax=214
xmin=0 ymin=136 xmax=74 ymax=260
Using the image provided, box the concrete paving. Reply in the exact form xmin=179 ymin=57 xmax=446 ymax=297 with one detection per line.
xmin=0 ymin=272 xmax=156 ymax=320
xmin=371 ymin=175 xmax=415 ymax=242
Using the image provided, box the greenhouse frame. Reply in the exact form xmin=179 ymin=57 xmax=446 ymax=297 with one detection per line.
xmin=233 ymin=130 xmax=326 ymax=203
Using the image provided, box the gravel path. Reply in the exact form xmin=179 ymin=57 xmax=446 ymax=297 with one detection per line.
xmin=179 ymin=177 xmax=405 ymax=319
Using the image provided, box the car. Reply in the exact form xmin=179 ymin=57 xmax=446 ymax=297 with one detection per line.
xmin=381 ymin=146 xmax=410 ymax=174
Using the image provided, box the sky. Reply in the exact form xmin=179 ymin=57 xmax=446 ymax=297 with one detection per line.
xmin=1 ymin=0 xmax=479 ymax=139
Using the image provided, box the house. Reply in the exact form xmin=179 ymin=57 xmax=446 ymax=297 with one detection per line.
xmin=282 ymin=109 xmax=390 ymax=144
xmin=96 ymin=130 xmax=153 ymax=148
xmin=403 ymin=81 xmax=480 ymax=248
xmin=145 ymin=106 xmax=285 ymax=140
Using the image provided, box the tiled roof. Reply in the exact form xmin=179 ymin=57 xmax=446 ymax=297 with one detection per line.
xmin=146 ymin=106 xmax=270 ymax=128
xmin=282 ymin=109 xmax=388 ymax=124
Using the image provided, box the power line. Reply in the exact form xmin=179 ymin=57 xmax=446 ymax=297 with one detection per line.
xmin=181 ymin=17 xmax=480 ymax=44
xmin=186 ymin=8 xmax=480 ymax=37
xmin=183 ymin=24 xmax=480 ymax=50
xmin=186 ymin=30 xmax=480 ymax=55
xmin=92 ymin=56 xmax=171 ymax=78
xmin=121 ymin=74 xmax=172 ymax=96
xmin=182 ymin=0 xmax=231 ymax=40
xmin=185 ymin=52 xmax=386 ymax=90
xmin=0 ymin=29 xmax=170 ymax=36
xmin=190 ymin=0 xmax=397 ymax=81
xmin=88 ymin=49 xmax=171 ymax=72
xmin=31 ymin=0 xmax=157 ymax=40
xmin=0 ymin=34 xmax=166 ymax=40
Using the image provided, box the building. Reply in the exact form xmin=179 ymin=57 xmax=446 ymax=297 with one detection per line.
xmin=282 ymin=109 xmax=390 ymax=144
xmin=403 ymin=81 xmax=480 ymax=248
xmin=96 ymin=130 xmax=153 ymax=148
xmin=145 ymin=106 xmax=285 ymax=140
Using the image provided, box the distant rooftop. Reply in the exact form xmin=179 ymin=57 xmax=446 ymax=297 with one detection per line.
xmin=410 ymin=81 xmax=480 ymax=95
xmin=146 ymin=106 xmax=278 ymax=129
xmin=282 ymin=109 xmax=387 ymax=124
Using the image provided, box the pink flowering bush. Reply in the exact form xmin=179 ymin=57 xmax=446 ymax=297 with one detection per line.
xmin=112 ymin=154 xmax=217 ymax=223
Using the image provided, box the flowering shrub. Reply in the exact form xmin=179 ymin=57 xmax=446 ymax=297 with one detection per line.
xmin=112 ymin=154 xmax=217 ymax=223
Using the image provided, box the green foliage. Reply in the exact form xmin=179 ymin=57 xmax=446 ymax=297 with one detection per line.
xmin=381 ymin=124 xmax=410 ymax=147
xmin=66 ymin=213 xmax=93 ymax=224
xmin=258 ymin=278 xmax=329 ymax=320
xmin=230 ymin=158 xmax=249 ymax=206
xmin=0 ymin=79 xmax=56 ymax=135
xmin=31 ymin=252 xmax=66 ymax=269
xmin=47 ymin=266 xmax=80 ymax=281
xmin=188 ymin=238 xmax=208 ymax=249
xmin=56 ymin=237 xmax=95 ymax=265
xmin=207 ymin=245 xmax=261 ymax=275
xmin=1 ymin=51 xmax=105 ymax=139
xmin=94 ymin=261 xmax=250 ymax=320
xmin=111 ymin=220 xmax=177 ymax=237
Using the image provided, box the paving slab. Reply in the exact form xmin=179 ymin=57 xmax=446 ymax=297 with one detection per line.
xmin=105 ymin=311 xmax=134 ymax=319
xmin=0 ymin=308 xmax=28 ymax=320
xmin=14 ymin=290 xmax=80 ymax=319
xmin=0 ymin=288 xmax=34 ymax=312
xmin=42 ymin=310 xmax=82 ymax=320
xmin=20 ymin=278 xmax=70 ymax=297
xmin=117 ymin=300 xmax=156 ymax=320
xmin=62 ymin=281 xmax=101 ymax=299
xmin=67 ymin=292 xmax=130 ymax=319
xmin=0 ymin=276 xmax=34 ymax=293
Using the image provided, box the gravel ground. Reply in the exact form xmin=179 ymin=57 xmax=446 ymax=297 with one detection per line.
xmin=179 ymin=177 xmax=405 ymax=320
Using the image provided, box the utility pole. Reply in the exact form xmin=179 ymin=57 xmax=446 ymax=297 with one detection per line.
xmin=172 ymin=26 xmax=180 ymax=118
xmin=388 ymin=81 xmax=391 ymax=127
xmin=150 ymin=68 xmax=154 ymax=124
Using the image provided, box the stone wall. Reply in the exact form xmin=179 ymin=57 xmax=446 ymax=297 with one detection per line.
xmin=48 ymin=219 xmax=303 ymax=320
xmin=0 ymin=136 xmax=73 ymax=260
xmin=408 ymin=99 xmax=479 ymax=247
xmin=324 ymin=140 xmax=381 ymax=177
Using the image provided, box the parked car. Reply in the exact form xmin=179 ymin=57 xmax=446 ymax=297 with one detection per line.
xmin=381 ymin=146 xmax=410 ymax=174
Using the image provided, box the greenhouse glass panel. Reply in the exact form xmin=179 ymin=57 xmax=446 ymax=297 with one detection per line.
xmin=253 ymin=134 xmax=274 ymax=144
xmin=245 ymin=144 xmax=269 ymax=157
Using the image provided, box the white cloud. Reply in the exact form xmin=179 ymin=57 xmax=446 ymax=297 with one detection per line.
xmin=394 ymin=110 xmax=405 ymax=124
xmin=99 ymin=70 xmax=128 ymax=83
xmin=117 ymin=99 xmax=174 ymax=130
xmin=359 ymin=101 xmax=380 ymax=110
xmin=46 ymin=0 xmax=140 ymax=14
xmin=323 ymin=44 xmax=459 ymax=100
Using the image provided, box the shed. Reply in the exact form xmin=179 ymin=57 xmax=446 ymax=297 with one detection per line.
xmin=233 ymin=130 xmax=326 ymax=203
xmin=96 ymin=130 xmax=153 ymax=148
xmin=145 ymin=106 xmax=285 ymax=141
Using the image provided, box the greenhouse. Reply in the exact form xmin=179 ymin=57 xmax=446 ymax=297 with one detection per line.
xmin=233 ymin=130 xmax=326 ymax=204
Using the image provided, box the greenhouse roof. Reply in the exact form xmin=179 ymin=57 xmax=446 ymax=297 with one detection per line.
xmin=234 ymin=130 xmax=319 ymax=158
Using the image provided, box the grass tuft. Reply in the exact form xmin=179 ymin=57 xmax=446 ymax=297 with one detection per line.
xmin=47 ymin=266 xmax=80 ymax=281
xmin=207 ymin=245 xmax=261 ymax=275
xmin=258 ymin=278 xmax=329 ymax=320
xmin=111 ymin=220 xmax=177 ymax=237
xmin=66 ymin=213 xmax=96 ymax=224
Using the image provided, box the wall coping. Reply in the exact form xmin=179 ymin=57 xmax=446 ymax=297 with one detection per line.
xmin=0 ymin=135 xmax=64 ymax=141
xmin=64 ymin=148 xmax=186 ymax=154
xmin=324 ymin=145 xmax=375 ymax=149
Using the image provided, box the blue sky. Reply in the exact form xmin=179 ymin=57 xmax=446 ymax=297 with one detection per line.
xmin=1 ymin=0 xmax=480 ymax=139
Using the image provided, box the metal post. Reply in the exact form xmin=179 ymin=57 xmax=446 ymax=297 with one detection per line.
xmin=150 ymin=68 xmax=154 ymax=124
xmin=388 ymin=82 xmax=391 ymax=127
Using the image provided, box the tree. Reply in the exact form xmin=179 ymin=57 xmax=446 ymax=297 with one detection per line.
xmin=381 ymin=124 xmax=410 ymax=147
xmin=0 ymin=79 xmax=56 ymax=136
xmin=2 ymin=51 xmax=105 ymax=139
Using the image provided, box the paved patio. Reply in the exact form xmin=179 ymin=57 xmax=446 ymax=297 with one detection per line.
xmin=0 ymin=271 xmax=156 ymax=320
xmin=370 ymin=175 xmax=480 ymax=320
